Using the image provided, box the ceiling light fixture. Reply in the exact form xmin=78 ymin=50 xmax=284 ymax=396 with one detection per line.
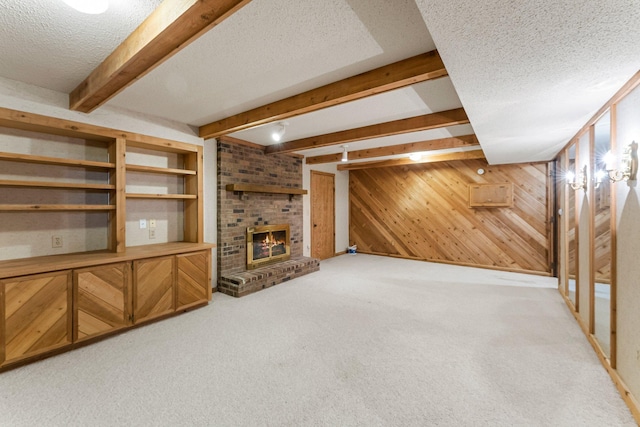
xmin=271 ymin=122 xmax=287 ymax=142
xmin=409 ymin=153 xmax=422 ymax=161
xmin=62 ymin=0 xmax=109 ymax=14
xmin=341 ymin=145 xmax=348 ymax=162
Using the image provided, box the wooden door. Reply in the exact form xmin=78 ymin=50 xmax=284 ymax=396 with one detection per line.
xmin=1 ymin=271 xmax=72 ymax=365
xmin=74 ymin=262 xmax=131 ymax=342
xmin=133 ymin=256 xmax=175 ymax=324
xmin=311 ymin=171 xmax=335 ymax=260
xmin=176 ymin=251 xmax=211 ymax=311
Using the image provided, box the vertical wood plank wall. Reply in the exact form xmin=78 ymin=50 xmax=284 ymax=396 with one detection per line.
xmin=349 ymin=160 xmax=551 ymax=274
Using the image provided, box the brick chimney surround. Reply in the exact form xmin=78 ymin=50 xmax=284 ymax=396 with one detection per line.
xmin=216 ymin=138 xmax=319 ymax=297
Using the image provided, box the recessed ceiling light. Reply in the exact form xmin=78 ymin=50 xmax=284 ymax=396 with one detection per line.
xmin=271 ymin=122 xmax=287 ymax=142
xmin=62 ymin=0 xmax=109 ymax=14
xmin=409 ymin=153 xmax=422 ymax=161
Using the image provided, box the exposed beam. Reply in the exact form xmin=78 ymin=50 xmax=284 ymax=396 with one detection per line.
xmin=69 ymin=0 xmax=252 ymax=113
xmin=336 ymin=149 xmax=486 ymax=171
xmin=305 ymin=134 xmax=479 ymax=164
xmin=198 ymin=50 xmax=448 ymax=139
xmin=266 ymin=108 xmax=469 ymax=155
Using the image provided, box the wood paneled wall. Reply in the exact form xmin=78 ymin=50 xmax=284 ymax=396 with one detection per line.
xmin=349 ymin=160 xmax=552 ymax=274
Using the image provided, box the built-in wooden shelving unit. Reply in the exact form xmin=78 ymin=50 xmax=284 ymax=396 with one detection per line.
xmin=0 ymin=107 xmax=212 ymax=372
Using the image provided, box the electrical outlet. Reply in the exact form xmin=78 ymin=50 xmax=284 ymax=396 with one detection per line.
xmin=139 ymin=219 xmax=147 ymax=229
xmin=52 ymin=236 xmax=63 ymax=248
xmin=149 ymin=219 xmax=156 ymax=228
xmin=149 ymin=229 xmax=156 ymax=239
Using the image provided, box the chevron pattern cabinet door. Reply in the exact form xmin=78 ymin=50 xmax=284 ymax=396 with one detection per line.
xmin=176 ymin=251 xmax=210 ymax=310
xmin=133 ymin=256 xmax=175 ymax=324
xmin=1 ymin=271 xmax=72 ymax=365
xmin=74 ymin=262 xmax=131 ymax=342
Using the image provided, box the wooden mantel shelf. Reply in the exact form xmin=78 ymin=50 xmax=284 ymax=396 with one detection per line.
xmin=226 ymin=183 xmax=307 ymax=200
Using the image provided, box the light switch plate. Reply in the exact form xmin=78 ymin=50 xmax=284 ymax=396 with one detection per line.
xmin=149 ymin=219 xmax=156 ymax=228
xmin=139 ymin=219 xmax=147 ymax=229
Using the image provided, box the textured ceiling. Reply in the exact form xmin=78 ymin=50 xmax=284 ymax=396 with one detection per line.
xmin=417 ymin=0 xmax=640 ymax=164
xmin=229 ymin=78 xmax=463 ymax=149
xmin=108 ymin=0 xmax=436 ymax=127
xmin=0 ymin=0 xmax=162 ymax=93
xmin=0 ymin=0 xmax=639 ymax=165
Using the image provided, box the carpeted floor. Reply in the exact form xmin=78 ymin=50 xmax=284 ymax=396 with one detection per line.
xmin=0 ymin=254 xmax=635 ymax=426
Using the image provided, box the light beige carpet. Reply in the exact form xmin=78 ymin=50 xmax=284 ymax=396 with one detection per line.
xmin=0 ymin=254 xmax=635 ymax=426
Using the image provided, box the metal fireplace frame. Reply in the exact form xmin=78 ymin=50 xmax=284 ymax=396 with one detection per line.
xmin=246 ymin=224 xmax=291 ymax=269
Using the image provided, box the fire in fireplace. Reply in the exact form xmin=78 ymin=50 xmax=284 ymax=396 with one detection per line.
xmin=246 ymin=224 xmax=290 ymax=269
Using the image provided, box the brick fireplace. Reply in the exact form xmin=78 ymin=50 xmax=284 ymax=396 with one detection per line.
xmin=216 ymin=137 xmax=319 ymax=297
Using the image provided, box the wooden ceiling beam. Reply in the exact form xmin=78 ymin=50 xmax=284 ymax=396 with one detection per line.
xmin=69 ymin=0 xmax=252 ymax=113
xmin=305 ymin=134 xmax=479 ymax=164
xmin=336 ymin=149 xmax=486 ymax=171
xmin=266 ymin=108 xmax=469 ymax=155
xmin=198 ymin=50 xmax=448 ymax=139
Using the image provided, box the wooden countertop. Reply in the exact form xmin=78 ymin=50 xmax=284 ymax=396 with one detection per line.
xmin=0 ymin=242 xmax=216 ymax=279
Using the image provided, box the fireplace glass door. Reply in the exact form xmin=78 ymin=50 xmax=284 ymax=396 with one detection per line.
xmin=247 ymin=224 xmax=290 ymax=269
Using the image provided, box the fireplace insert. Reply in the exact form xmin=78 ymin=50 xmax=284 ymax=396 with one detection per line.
xmin=246 ymin=224 xmax=290 ymax=269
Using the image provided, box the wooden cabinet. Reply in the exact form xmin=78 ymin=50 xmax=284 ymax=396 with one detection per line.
xmin=0 ymin=243 xmax=213 ymax=371
xmin=133 ymin=256 xmax=175 ymax=324
xmin=74 ymin=262 xmax=131 ymax=342
xmin=176 ymin=250 xmax=211 ymax=310
xmin=0 ymin=271 xmax=72 ymax=366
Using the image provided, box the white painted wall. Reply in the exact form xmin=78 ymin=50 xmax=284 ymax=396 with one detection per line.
xmin=0 ymin=77 xmax=216 ymax=271
xmin=614 ymin=85 xmax=640 ymax=401
xmin=0 ymin=77 xmax=201 ymax=145
xmin=302 ymin=162 xmax=350 ymax=257
xmin=203 ymin=138 xmax=217 ymax=275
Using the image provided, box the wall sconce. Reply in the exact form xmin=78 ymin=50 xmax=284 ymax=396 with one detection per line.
xmin=341 ymin=145 xmax=348 ymax=162
xmin=566 ymin=165 xmax=587 ymax=191
xmin=604 ymin=141 xmax=638 ymax=183
xmin=593 ymin=169 xmax=607 ymax=189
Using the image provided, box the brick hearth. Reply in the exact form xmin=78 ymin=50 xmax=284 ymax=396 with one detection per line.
xmin=219 ymin=257 xmax=320 ymax=297
xmin=216 ymin=137 xmax=319 ymax=296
